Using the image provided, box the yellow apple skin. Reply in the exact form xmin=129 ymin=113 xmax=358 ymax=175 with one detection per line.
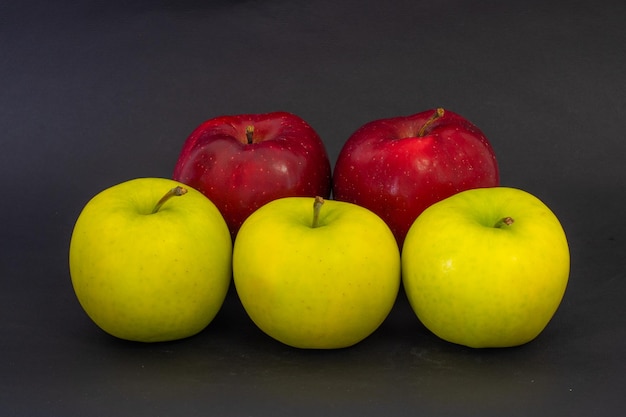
xmin=69 ymin=178 xmax=232 ymax=342
xmin=402 ymin=187 xmax=570 ymax=348
xmin=233 ymin=197 xmax=401 ymax=349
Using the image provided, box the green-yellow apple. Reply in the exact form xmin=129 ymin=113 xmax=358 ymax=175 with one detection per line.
xmin=69 ymin=178 xmax=232 ymax=342
xmin=233 ymin=196 xmax=401 ymax=349
xmin=401 ymin=187 xmax=570 ymax=348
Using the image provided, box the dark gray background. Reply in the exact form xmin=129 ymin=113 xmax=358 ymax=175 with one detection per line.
xmin=2 ymin=0 xmax=625 ymax=416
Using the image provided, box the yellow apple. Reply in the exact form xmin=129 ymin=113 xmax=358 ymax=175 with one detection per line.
xmin=402 ymin=187 xmax=570 ymax=348
xmin=233 ymin=196 xmax=401 ymax=349
xmin=69 ymin=178 xmax=232 ymax=342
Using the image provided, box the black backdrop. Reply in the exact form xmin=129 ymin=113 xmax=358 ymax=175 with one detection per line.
xmin=2 ymin=1 xmax=625 ymax=416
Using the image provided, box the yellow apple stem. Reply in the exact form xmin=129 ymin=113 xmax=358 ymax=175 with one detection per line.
xmin=245 ymin=125 xmax=255 ymax=144
xmin=151 ymin=186 xmax=188 ymax=214
xmin=494 ymin=217 xmax=515 ymax=228
xmin=417 ymin=107 xmax=445 ymax=137
xmin=312 ymin=196 xmax=325 ymax=228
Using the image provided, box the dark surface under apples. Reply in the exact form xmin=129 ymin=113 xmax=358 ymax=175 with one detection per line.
xmin=2 ymin=1 xmax=625 ymax=416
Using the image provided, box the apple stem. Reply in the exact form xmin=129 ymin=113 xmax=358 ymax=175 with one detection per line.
xmin=417 ymin=108 xmax=445 ymax=137
xmin=494 ymin=217 xmax=515 ymax=228
xmin=151 ymin=186 xmax=188 ymax=214
xmin=245 ymin=125 xmax=254 ymax=144
xmin=312 ymin=196 xmax=324 ymax=228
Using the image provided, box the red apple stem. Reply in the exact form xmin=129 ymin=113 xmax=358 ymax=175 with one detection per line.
xmin=417 ymin=108 xmax=445 ymax=137
xmin=245 ymin=125 xmax=254 ymax=144
xmin=151 ymin=186 xmax=188 ymax=214
xmin=312 ymin=196 xmax=324 ymax=228
xmin=494 ymin=217 xmax=514 ymax=228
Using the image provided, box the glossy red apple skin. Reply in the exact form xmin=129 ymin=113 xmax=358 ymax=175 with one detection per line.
xmin=173 ymin=111 xmax=332 ymax=239
xmin=332 ymin=108 xmax=499 ymax=247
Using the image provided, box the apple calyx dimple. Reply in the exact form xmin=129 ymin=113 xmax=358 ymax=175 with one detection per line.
xmin=417 ymin=108 xmax=445 ymax=137
xmin=312 ymin=196 xmax=325 ymax=228
xmin=151 ymin=186 xmax=188 ymax=214
xmin=245 ymin=125 xmax=255 ymax=144
xmin=493 ymin=216 xmax=515 ymax=228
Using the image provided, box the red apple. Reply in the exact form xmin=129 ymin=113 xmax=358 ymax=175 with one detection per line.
xmin=173 ymin=111 xmax=332 ymax=238
xmin=332 ymin=108 xmax=499 ymax=247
